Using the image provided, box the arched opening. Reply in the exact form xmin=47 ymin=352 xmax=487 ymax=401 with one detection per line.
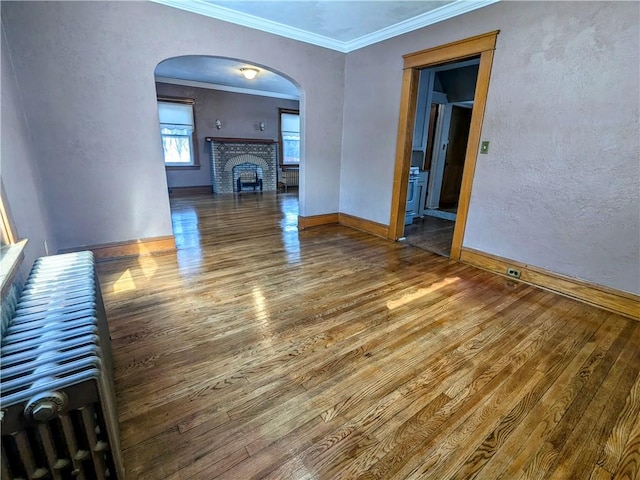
xmin=153 ymin=56 xmax=302 ymax=197
xmin=152 ymin=56 xmax=304 ymax=264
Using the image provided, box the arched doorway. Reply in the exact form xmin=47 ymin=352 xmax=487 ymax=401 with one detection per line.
xmin=153 ymin=56 xmax=302 ymax=199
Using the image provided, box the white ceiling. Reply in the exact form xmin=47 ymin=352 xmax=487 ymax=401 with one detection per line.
xmin=155 ymin=57 xmax=300 ymax=99
xmin=151 ymin=0 xmax=499 ymax=99
xmin=152 ymin=0 xmax=498 ymax=52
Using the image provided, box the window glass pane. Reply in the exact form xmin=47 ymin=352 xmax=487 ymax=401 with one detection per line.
xmin=280 ymin=111 xmax=300 ymax=164
xmin=283 ymin=132 xmax=300 ymax=164
xmin=162 ymin=135 xmax=192 ymax=164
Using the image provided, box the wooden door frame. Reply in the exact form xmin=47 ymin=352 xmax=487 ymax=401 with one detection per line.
xmin=388 ymin=31 xmax=499 ymax=260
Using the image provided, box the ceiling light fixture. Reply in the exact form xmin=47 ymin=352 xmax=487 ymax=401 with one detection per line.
xmin=241 ymin=68 xmax=259 ymax=80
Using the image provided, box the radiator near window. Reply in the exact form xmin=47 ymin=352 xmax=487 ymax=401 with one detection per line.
xmin=1 ymin=252 xmax=124 ymax=480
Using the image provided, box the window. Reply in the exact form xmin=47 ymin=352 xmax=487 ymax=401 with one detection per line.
xmin=279 ymin=109 xmax=300 ymax=165
xmin=157 ymin=98 xmax=199 ymax=168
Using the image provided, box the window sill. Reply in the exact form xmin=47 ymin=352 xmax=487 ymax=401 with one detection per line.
xmin=165 ymin=165 xmax=201 ymax=171
xmin=0 ymin=238 xmax=27 ymax=296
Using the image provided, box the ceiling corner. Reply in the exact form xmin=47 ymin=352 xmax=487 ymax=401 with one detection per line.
xmin=344 ymin=0 xmax=502 ymax=52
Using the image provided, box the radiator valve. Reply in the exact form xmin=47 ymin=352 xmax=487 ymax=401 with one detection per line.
xmin=24 ymin=391 xmax=68 ymax=422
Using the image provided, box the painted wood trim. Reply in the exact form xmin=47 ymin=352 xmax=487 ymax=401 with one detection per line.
xmin=403 ymin=30 xmax=499 ymax=69
xmin=389 ymin=68 xmax=420 ymax=240
xmin=165 ymin=165 xmax=201 ymax=171
xmin=168 ymin=185 xmax=212 ymax=197
xmin=339 ymin=213 xmax=390 ymax=239
xmin=449 ymin=48 xmax=496 ymax=260
xmin=0 ymin=239 xmax=27 ymax=297
xmin=59 ymin=235 xmax=176 ymax=261
xmin=298 ymin=212 xmax=389 ymax=239
xmin=0 ymin=179 xmax=19 ymax=245
xmin=460 ymin=247 xmax=640 ymax=320
xmin=206 ymin=137 xmax=276 ymax=144
xmin=298 ymin=213 xmax=339 ymax=230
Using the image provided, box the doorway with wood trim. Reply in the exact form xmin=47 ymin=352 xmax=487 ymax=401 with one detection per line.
xmin=404 ymin=59 xmax=478 ymax=256
xmin=388 ymin=31 xmax=499 ymax=261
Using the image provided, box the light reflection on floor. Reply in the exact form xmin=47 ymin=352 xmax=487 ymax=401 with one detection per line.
xmin=279 ymin=194 xmax=301 ymax=264
xmin=171 ymin=206 xmax=203 ymax=271
xmin=170 ymin=192 xmax=302 ymax=271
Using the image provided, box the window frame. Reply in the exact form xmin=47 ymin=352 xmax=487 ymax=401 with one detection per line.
xmin=0 ymin=179 xmax=27 ymax=296
xmin=157 ymin=96 xmax=200 ymax=170
xmin=278 ymin=108 xmax=300 ymax=166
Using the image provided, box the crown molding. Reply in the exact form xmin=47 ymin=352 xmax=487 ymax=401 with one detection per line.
xmin=345 ymin=0 xmax=501 ymax=52
xmin=150 ymin=0 xmax=500 ymax=53
xmin=150 ymin=0 xmax=346 ymax=52
xmin=155 ymin=76 xmax=300 ymax=100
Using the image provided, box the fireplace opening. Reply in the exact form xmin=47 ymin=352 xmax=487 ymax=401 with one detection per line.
xmin=233 ymin=163 xmax=263 ymax=192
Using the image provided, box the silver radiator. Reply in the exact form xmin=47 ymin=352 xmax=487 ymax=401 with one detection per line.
xmin=1 ymin=252 xmax=124 ymax=480
xmin=280 ymin=167 xmax=299 ymax=190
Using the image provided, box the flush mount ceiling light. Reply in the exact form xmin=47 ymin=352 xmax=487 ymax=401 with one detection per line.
xmin=240 ymin=67 xmax=259 ymax=80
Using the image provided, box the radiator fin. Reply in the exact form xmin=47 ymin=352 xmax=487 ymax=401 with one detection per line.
xmin=1 ymin=252 xmax=123 ymax=479
xmin=36 ymin=421 xmax=67 ymax=480
xmin=80 ymin=405 xmax=107 ymax=480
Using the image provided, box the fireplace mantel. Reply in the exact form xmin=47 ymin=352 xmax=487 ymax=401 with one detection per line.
xmin=206 ymin=137 xmax=276 ymax=144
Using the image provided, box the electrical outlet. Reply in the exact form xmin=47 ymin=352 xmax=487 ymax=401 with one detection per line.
xmin=506 ymin=267 xmax=521 ymax=279
xmin=480 ymin=141 xmax=490 ymax=154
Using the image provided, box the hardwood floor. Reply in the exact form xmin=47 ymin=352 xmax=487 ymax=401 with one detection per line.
xmin=96 ymin=192 xmax=640 ymax=480
xmin=403 ymin=215 xmax=455 ymax=257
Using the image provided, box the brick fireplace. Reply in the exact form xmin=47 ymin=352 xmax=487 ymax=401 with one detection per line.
xmin=207 ymin=137 xmax=277 ymax=194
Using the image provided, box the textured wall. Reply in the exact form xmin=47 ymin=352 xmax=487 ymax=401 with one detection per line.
xmin=1 ymin=26 xmax=56 ymax=273
xmin=340 ymin=1 xmax=639 ymax=294
xmin=156 ymin=82 xmax=299 ymax=189
xmin=1 ymin=1 xmax=344 ymax=250
xmin=467 ymin=2 xmax=639 ymax=294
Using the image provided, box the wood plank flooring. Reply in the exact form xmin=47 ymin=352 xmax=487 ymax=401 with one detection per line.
xmin=403 ymin=215 xmax=455 ymax=257
xmin=96 ymin=192 xmax=640 ymax=480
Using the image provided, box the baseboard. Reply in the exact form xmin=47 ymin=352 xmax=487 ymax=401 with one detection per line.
xmin=168 ymin=185 xmax=212 ymax=197
xmin=297 ymin=212 xmax=390 ymax=239
xmin=338 ymin=213 xmax=390 ymax=239
xmin=59 ymin=235 xmax=176 ymax=261
xmin=460 ymin=247 xmax=640 ymax=320
xmin=424 ymin=209 xmax=457 ymax=221
xmin=298 ymin=213 xmax=339 ymax=230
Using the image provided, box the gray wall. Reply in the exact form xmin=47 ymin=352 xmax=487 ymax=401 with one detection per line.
xmin=1 ymin=1 xmax=344 ymax=251
xmin=155 ymin=82 xmax=299 ymax=189
xmin=340 ymin=1 xmax=639 ymax=294
xmin=1 ymin=26 xmax=56 ymax=274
